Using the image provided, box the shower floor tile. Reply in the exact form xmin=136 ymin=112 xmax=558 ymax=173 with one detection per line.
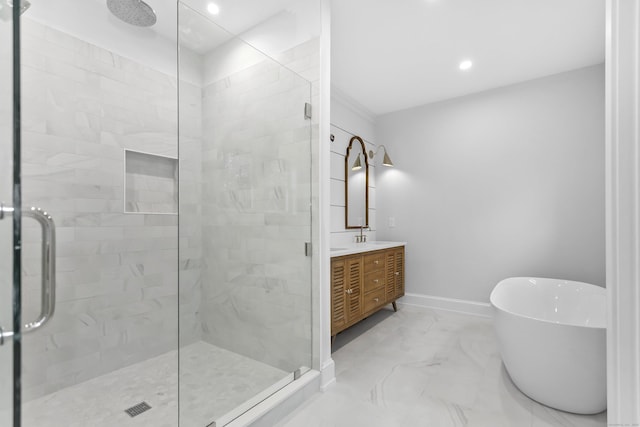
xmin=276 ymin=305 xmax=607 ymax=427
xmin=21 ymin=341 xmax=289 ymax=427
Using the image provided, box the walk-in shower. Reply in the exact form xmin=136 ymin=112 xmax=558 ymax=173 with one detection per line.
xmin=1 ymin=0 xmax=318 ymax=425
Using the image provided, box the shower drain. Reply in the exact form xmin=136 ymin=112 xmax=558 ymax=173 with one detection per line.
xmin=124 ymin=401 xmax=152 ymax=417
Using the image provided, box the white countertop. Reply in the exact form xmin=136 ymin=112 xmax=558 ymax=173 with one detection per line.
xmin=329 ymin=241 xmax=406 ymax=257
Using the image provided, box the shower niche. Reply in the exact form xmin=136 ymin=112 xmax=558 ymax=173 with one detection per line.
xmin=124 ymin=149 xmax=178 ymax=214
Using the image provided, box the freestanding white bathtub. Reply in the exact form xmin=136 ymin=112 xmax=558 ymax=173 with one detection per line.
xmin=490 ymin=277 xmax=606 ymax=414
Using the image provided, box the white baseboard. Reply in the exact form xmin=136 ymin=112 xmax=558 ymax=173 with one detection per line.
xmin=320 ymin=358 xmax=336 ymax=390
xmin=399 ymin=293 xmax=493 ymax=318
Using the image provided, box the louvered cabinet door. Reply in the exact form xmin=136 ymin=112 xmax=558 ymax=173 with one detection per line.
xmin=345 ymin=256 xmax=363 ymax=323
xmin=331 ymin=258 xmax=348 ymax=335
xmin=385 ymin=250 xmax=396 ymax=302
xmin=394 ymin=247 xmax=405 ymax=298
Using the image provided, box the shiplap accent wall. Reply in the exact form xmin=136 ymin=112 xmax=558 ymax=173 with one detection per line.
xmin=329 ymin=91 xmax=378 ymax=248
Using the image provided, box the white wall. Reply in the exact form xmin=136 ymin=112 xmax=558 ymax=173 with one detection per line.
xmin=329 ymin=90 xmax=378 ymax=247
xmin=376 ymin=64 xmax=605 ymax=303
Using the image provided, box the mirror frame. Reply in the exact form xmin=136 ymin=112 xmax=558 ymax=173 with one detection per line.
xmin=345 ymin=135 xmax=369 ymax=229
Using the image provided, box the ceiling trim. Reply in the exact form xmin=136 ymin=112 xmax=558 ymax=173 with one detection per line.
xmin=331 ymin=84 xmax=377 ymax=123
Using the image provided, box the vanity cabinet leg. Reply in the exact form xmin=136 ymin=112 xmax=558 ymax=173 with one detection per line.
xmin=392 ymin=301 xmax=398 ymax=312
xmin=331 ymin=334 xmax=336 ymax=345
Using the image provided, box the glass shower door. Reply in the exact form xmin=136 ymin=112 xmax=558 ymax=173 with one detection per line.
xmin=15 ymin=1 xmax=181 ymax=426
xmin=0 ymin=1 xmax=17 ymax=425
xmin=178 ymin=3 xmax=314 ymax=426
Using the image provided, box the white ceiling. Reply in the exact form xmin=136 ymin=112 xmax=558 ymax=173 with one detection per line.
xmin=26 ymin=0 xmax=309 ymax=55
xmin=25 ymin=0 xmax=605 ymax=116
xmin=331 ymin=0 xmax=606 ymax=116
xmin=179 ymin=0 xmax=320 ymax=55
xmin=178 ymin=0 xmax=307 ymax=54
xmin=25 ymin=0 xmax=319 ymax=83
xmin=181 ymin=0 xmax=298 ymax=45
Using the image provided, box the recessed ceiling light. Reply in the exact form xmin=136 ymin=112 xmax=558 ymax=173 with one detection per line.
xmin=207 ymin=3 xmax=220 ymax=15
xmin=459 ymin=60 xmax=473 ymax=71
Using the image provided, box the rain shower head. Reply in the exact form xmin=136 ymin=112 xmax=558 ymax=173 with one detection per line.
xmin=107 ymin=0 xmax=156 ymax=27
xmin=0 ymin=0 xmax=31 ymax=21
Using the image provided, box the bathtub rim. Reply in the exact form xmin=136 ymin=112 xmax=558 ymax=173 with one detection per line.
xmin=490 ymin=276 xmax=606 ymax=330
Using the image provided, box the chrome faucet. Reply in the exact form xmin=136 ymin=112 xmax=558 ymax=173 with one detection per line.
xmin=356 ymin=226 xmax=369 ymax=243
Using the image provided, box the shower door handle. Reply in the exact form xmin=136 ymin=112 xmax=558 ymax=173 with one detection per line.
xmin=0 ymin=203 xmax=56 ymax=345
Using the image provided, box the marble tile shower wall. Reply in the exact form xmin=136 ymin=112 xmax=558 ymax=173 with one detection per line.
xmin=200 ymin=40 xmax=319 ymax=373
xmin=178 ymin=77 xmax=204 ymax=348
xmin=18 ymin=19 xmax=202 ymax=400
xmin=273 ymin=38 xmax=322 ymax=372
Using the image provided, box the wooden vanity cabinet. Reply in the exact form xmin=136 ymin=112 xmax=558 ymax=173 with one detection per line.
xmin=331 ymin=246 xmax=405 ymax=339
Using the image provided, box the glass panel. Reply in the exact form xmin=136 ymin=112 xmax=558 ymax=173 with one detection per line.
xmin=17 ymin=2 xmax=180 ymax=426
xmin=178 ymin=3 xmax=313 ymax=426
xmin=0 ymin=1 xmax=17 ymax=425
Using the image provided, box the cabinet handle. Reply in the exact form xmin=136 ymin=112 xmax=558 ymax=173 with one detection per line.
xmin=374 ymin=298 xmax=379 ymax=302
xmin=374 ymin=260 xmax=379 ymax=265
xmin=373 ymin=279 xmax=379 ymax=283
xmin=395 ymin=272 xmax=400 ymax=276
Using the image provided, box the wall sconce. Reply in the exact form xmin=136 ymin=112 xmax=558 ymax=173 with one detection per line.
xmin=351 ymin=153 xmax=364 ymax=170
xmin=368 ymin=145 xmax=394 ymax=167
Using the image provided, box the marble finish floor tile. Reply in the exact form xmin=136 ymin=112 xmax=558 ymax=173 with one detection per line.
xmin=21 ymin=341 xmax=289 ymax=427
xmin=277 ymin=305 xmax=607 ymax=427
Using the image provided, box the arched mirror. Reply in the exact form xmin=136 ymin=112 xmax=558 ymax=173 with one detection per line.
xmin=345 ymin=136 xmax=369 ymax=229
